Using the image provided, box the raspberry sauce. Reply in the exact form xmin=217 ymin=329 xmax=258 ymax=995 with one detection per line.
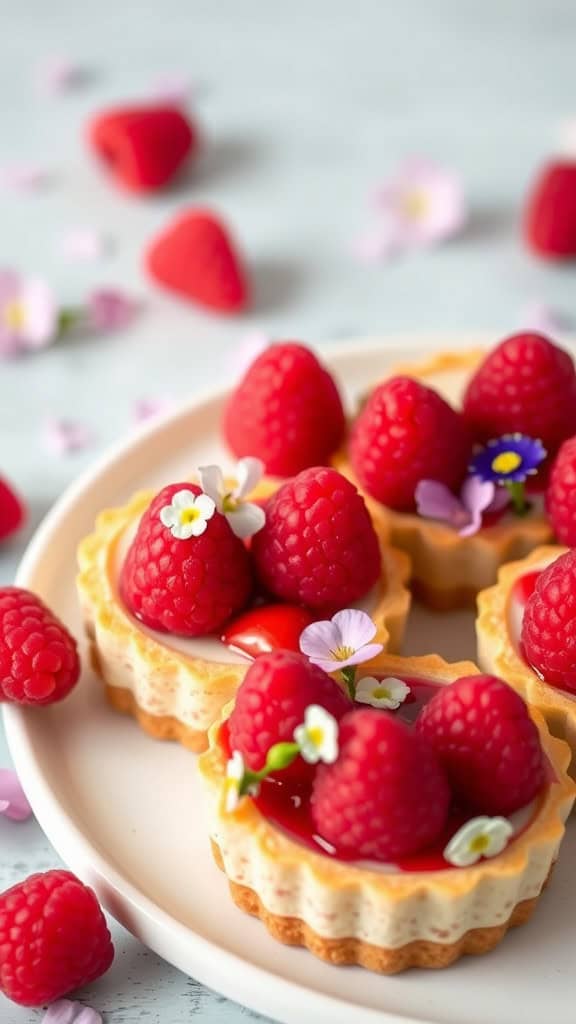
xmin=222 ymin=604 xmax=315 ymax=659
xmin=511 ymin=570 xmax=541 ymax=608
xmin=220 ymin=676 xmax=520 ymax=872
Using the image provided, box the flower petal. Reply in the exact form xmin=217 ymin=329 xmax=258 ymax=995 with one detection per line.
xmin=227 ymin=502 xmax=266 ymax=539
xmin=198 ymin=465 xmax=224 ymax=507
xmin=42 ymin=999 xmax=103 ymax=1024
xmin=299 ymin=618 xmax=341 ymax=661
xmin=0 ymin=769 xmax=32 ymax=821
xmin=337 ymin=643 xmax=384 ymax=667
xmin=20 ymin=278 xmax=58 ymax=348
xmin=483 ymin=817 xmax=514 ymax=857
xmin=172 ymin=489 xmax=198 ymax=509
xmin=61 ymin=228 xmax=109 ymax=262
xmin=87 ymin=288 xmax=137 ymax=331
xmin=331 ymin=608 xmax=377 ymax=649
xmin=42 ymin=418 xmax=93 ymax=455
xmin=194 ymin=493 xmax=216 ymax=520
xmin=415 ymin=479 xmax=468 ymax=527
xmin=159 ymin=506 xmax=178 ymax=528
xmin=234 ymin=456 xmax=265 ymax=499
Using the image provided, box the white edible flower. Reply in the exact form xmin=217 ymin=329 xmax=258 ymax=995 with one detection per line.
xmin=293 ymin=705 xmax=339 ymax=765
xmin=198 ymin=457 xmax=266 ymax=539
xmin=223 ymin=751 xmax=259 ymax=813
xmin=355 ymin=675 xmax=410 ymax=710
xmin=443 ymin=816 xmax=514 ymax=867
xmin=159 ymin=489 xmax=216 ymax=539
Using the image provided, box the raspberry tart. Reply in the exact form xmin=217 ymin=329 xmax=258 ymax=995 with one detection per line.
xmin=200 ymin=645 xmax=574 ymax=972
xmin=78 ymin=454 xmax=411 ymax=752
xmin=330 ymin=332 xmax=576 ymax=609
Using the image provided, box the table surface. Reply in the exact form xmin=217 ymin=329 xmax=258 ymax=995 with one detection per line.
xmin=1 ymin=1 xmax=576 ymax=1021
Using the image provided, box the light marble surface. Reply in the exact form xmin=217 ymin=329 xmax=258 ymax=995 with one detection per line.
xmin=1 ymin=1 xmax=576 ymax=1021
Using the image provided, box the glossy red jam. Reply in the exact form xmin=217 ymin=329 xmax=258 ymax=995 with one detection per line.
xmin=222 ymin=604 xmax=315 ymax=659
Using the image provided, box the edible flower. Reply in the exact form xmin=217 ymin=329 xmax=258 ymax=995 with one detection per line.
xmin=224 ymin=751 xmax=259 ymax=813
xmin=300 ymin=609 xmax=383 ymax=699
xmin=42 ymin=998 xmax=102 ymax=1024
xmin=443 ymin=816 xmax=514 ymax=867
xmin=469 ymin=433 xmax=547 ymax=514
xmin=198 ymin=457 xmax=266 ymax=539
xmin=159 ymin=489 xmax=216 ymax=539
xmin=0 ymin=269 xmax=58 ymax=358
xmin=355 ymin=675 xmax=410 ymax=710
xmin=0 ymin=768 xmax=33 ymax=822
xmin=415 ymin=475 xmax=508 ymax=537
xmin=293 ymin=705 xmax=339 ymax=764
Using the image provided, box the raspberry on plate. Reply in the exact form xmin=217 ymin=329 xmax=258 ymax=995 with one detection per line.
xmin=349 ymin=376 xmax=471 ymax=511
xmin=0 ymin=869 xmax=114 ymax=1007
xmin=121 ymin=482 xmax=253 ymax=636
xmin=252 ymin=466 xmax=381 ymax=610
xmin=521 ymin=549 xmax=576 ymax=695
xmin=462 ymin=332 xmax=576 ymax=452
xmin=89 ymin=103 xmax=196 ymax=192
xmin=524 ymin=162 xmax=576 ymax=259
xmin=416 ymin=674 xmax=545 ymax=814
xmin=0 ymin=588 xmax=80 ymax=705
xmin=0 ymin=477 xmax=25 ymax=543
xmin=311 ymin=708 xmax=450 ymax=861
xmin=545 ymin=436 xmax=576 ymax=545
xmin=223 ymin=342 xmax=346 ymax=476
xmin=228 ymin=649 xmax=351 ymax=784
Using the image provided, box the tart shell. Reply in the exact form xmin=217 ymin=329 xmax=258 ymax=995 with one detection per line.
xmin=199 ymin=653 xmax=575 ymax=972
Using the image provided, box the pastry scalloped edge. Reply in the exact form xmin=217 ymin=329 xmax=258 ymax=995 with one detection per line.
xmin=336 ymin=349 xmax=553 ymax=609
xmin=476 ymin=544 xmax=576 ymax=774
xmin=77 ymin=480 xmax=412 ymax=752
xmin=199 ymin=652 xmax=575 ymax=968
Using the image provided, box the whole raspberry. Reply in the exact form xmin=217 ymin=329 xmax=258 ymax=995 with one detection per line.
xmin=223 ymin=342 xmax=346 ymax=476
xmin=228 ymin=650 xmax=351 ymax=784
xmin=416 ymin=675 xmax=545 ymax=814
xmin=0 ymin=870 xmax=114 ymax=1007
xmin=0 ymin=588 xmax=80 ymax=705
xmin=0 ymin=478 xmax=25 ymax=543
xmin=121 ymin=482 xmax=252 ymax=636
xmin=251 ymin=466 xmax=381 ymax=609
xmin=311 ymin=709 xmax=450 ymax=861
xmin=349 ymin=376 xmax=471 ymax=511
xmin=545 ymin=436 xmax=576 ymax=545
xmin=521 ymin=549 xmax=576 ymax=694
xmin=462 ymin=332 xmax=576 ymax=452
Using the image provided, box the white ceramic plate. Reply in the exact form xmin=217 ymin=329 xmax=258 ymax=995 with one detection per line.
xmin=4 ymin=339 xmax=576 ymax=1024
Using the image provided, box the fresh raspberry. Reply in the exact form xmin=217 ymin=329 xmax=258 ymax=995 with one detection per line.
xmin=416 ymin=675 xmax=545 ymax=814
xmin=121 ymin=482 xmax=252 ymax=636
xmin=229 ymin=650 xmax=351 ymax=783
xmin=89 ymin=104 xmax=196 ymax=192
xmin=521 ymin=549 xmax=576 ymax=695
xmin=349 ymin=376 xmax=470 ymax=511
xmin=545 ymin=436 xmax=576 ymax=545
xmin=311 ymin=709 xmax=450 ymax=861
xmin=462 ymin=332 xmax=576 ymax=453
xmin=223 ymin=343 xmax=346 ymax=476
xmin=0 ymin=869 xmax=113 ymax=1007
xmin=0 ymin=588 xmax=80 ymax=705
xmin=146 ymin=209 xmax=249 ymax=313
xmin=0 ymin=477 xmax=25 ymax=542
xmin=252 ymin=466 xmax=381 ymax=610
xmin=524 ymin=162 xmax=576 ymax=259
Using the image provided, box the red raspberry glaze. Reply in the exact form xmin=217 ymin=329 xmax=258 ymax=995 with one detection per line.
xmin=349 ymin=376 xmax=471 ymax=511
xmin=228 ymin=650 xmax=351 ymax=784
xmin=223 ymin=342 xmax=346 ymax=476
xmin=521 ymin=550 xmax=576 ymax=695
xmin=546 ymin=436 xmax=576 ymax=545
xmin=252 ymin=466 xmax=381 ymax=610
xmin=222 ymin=604 xmax=315 ymax=659
xmin=0 ymin=588 xmax=80 ymax=705
xmin=462 ymin=332 xmax=576 ymax=453
xmin=0 ymin=870 xmax=113 ymax=1007
xmin=121 ymin=482 xmax=253 ymax=637
xmin=311 ymin=708 xmax=450 ymax=861
xmin=416 ymin=674 xmax=545 ymax=814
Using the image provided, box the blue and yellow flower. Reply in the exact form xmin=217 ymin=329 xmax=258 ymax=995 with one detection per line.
xmin=469 ymin=434 xmax=546 ymax=514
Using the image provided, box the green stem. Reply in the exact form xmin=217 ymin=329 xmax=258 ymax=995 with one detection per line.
xmin=505 ymin=480 xmax=528 ymax=516
xmin=58 ymin=306 xmax=85 ymax=337
xmin=239 ymin=741 xmax=301 ymax=797
xmin=341 ymin=665 xmax=357 ymax=700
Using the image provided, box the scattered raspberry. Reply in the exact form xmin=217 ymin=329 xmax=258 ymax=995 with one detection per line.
xmin=349 ymin=376 xmax=471 ymax=511
xmin=0 ymin=588 xmax=80 ymax=705
xmin=416 ymin=675 xmax=545 ymax=814
xmin=223 ymin=343 xmax=345 ymax=475
xmin=521 ymin=549 xmax=576 ymax=695
xmin=89 ymin=104 xmax=196 ymax=192
xmin=311 ymin=708 xmax=450 ymax=861
xmin=228 ymin=650 xmax=351 ymax=784
xmin=0 ymin=477 xmax=25 ymax=543
xmin=146 ymin=209 xmax=248 ymax=312
xmin=524 ymin=162 xmax=576 ymax=259
xmin=252 ymin=466 xmax=381 ymax=610
xmin=0 ymin=869 xmax=113 ymax=1007
xmin=121 ymin=482 xmax=252 ymax=636
xmin=545 ymin=436 xmax=576 ymax=545
xmin=462 ymin=332 xmax=576 ymax=453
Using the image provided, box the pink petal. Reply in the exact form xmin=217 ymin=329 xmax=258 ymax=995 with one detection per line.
xmin=132 ymin=396 xmax=175 ymax=423
xmin=42 ymin=417 xmax=93 ymax=455
xmin=331 ymin=608 xmax=377 ymax=650
xmin=352 ymin=222 xmax=400 ymax=264
xmin=0 ymin=164 xmax=50 ymax=191
xmin=374 ymin=159 xmax=467 ymax=246
xmin=35 ymin=58 xmax=89 ymax=95
xmin=299 ymin=618 xmax=341 ymax=662
xmin=415 ymin=479 xmax=469 ymax=528
xmin=61 ymin=229 xmax=110 ymax=263
xmin=0 ymin=769 xmax=33 ymax=821
xmin=87 ymin=288 xmax=137 ymax=331
xmin=42 ymin=999 xmax=102 ymax=1024
xmin=20 ymin=278 xmax=59 ymax=349
xmin=151 ymin=73 xmax=194 ymax=105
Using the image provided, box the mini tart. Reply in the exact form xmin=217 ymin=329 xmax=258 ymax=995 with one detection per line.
xmin=477 ymin=544 xmax=576 ymax=777
xmin=335 ymin=350 xmax=553 ymax=610
xmin=77 ymin=480 xmax=411 ymax=753
xmin=199 ymin=652 xmax=574 ymax=973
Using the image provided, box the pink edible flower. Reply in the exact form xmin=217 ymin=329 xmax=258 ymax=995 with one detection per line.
xmin=87 ymin=288 xmax=137 ymax=331
xmin=0 ymin=269 xmax=58 ymax=358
